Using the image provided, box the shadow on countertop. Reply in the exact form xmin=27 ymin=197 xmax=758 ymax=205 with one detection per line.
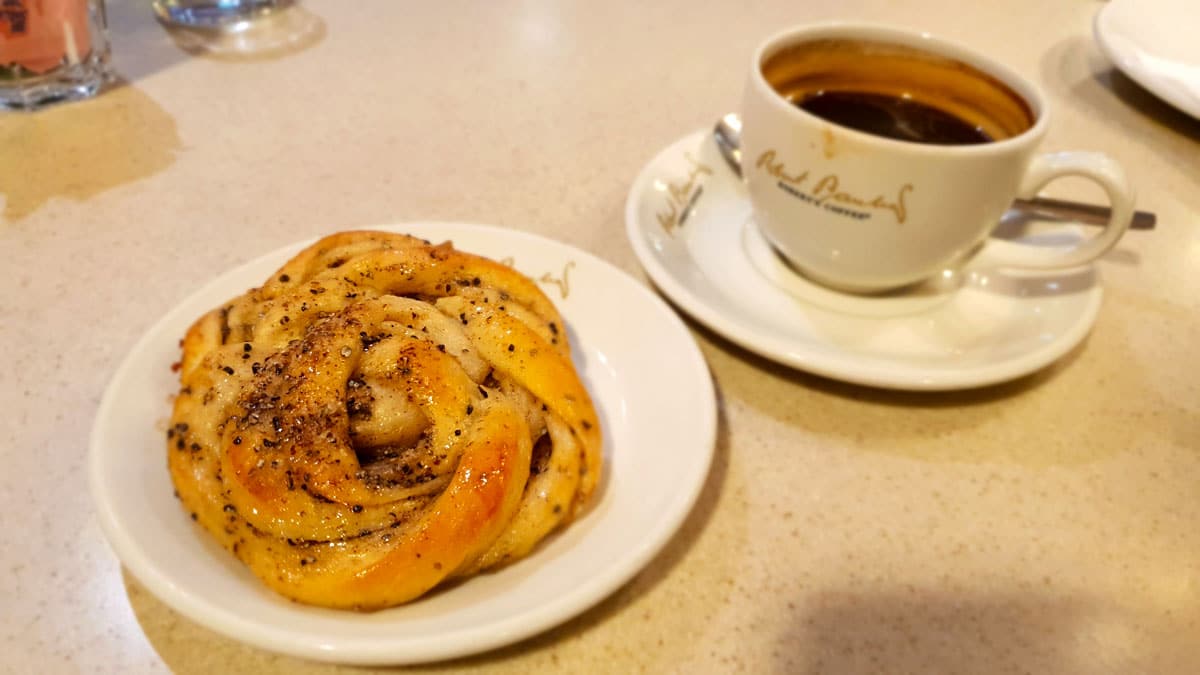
xmin=1039 ymin=35 xmax=1200 ymax=192
xmin=776 ymin=587 xmax=1194 ymax=674
xmin=673 ymin=301 xmax=1169 ymax=468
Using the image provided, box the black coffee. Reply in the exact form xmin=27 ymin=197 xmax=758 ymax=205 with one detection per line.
xmin=762 ymin=39 xmax=1034 ymax=144
xmin=797 ymin=90 xmax=992 ymax=145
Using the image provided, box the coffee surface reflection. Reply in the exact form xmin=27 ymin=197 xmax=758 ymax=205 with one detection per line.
xmin=797 ymin=90 xmax=992 ymax=145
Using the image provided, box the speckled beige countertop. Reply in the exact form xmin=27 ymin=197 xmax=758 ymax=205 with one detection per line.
xmin=3 ymin=0 xmax=1199 ymax=673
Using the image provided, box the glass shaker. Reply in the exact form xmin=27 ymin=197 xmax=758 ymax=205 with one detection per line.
xmin=0 ymin=0 xmax=112 ymax=111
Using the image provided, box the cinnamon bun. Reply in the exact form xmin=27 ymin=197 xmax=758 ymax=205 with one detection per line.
xmin=167 ymin=231 xmax=602 ymax=610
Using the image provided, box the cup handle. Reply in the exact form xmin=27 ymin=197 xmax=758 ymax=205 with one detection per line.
xmin=985 ymin=152 xmax=1135 ymax=270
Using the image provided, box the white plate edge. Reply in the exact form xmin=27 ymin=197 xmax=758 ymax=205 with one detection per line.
xmin=1093 ymin=1 xmax=1200 ymax=120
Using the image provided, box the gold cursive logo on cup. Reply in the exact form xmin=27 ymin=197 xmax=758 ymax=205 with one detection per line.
xmin=656 ymin=152 xmax=714 ymax=234
xmin=755 ymin=149 xmax=913 ymax=224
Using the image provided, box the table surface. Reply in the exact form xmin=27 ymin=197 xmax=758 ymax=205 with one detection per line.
xmin=3 ymin=1 xmax=1199 ymax=673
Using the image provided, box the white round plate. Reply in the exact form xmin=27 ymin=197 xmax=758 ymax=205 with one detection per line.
xmin=625 ymin=131 xmax=1104 ymax=391
xmin=89 ymin=223 xmax=715 ymax=665
xmin=1095 ymin=0 xmax=1200 ymax=119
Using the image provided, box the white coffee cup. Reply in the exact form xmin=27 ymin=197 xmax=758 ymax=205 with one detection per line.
xmin=740 ymin=23 xmax=1135 ymax=293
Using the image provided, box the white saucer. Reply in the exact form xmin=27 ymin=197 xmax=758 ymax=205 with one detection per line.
xmin=1095 ymin=0 xmax=1200 ymax=119
xmin=89 ymin=223 xmax=716 ymax=664
xmin=624 ymin=131 xmax=1104 ymax=391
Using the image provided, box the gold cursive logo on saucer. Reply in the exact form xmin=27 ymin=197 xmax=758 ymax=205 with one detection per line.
xmin=656 ymin=152 xmax=713 ymax=234
xmin=755 ymin=149 xmax=913 ymax=224
xmin=538 ymin=261 xmax=575 ymax=300
xmin=497 ymin=258 xmax=575 ymax=299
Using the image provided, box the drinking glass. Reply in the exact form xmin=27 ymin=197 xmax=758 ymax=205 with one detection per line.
xmin=151 ymin=0 xmax=294 ymax=28
xmin=0 ymin=0 xmax=113 ymax=111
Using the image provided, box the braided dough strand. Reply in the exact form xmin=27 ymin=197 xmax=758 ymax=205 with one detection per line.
xmin=167 ymin=231 xmax=602 ymax=610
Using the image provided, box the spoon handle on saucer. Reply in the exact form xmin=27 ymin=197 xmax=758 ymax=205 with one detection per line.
xmin=1010 ymin=197 xmax=1156 ymax=230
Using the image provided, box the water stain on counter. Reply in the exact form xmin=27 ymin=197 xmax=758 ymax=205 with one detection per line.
xmin=0 ymin=81 xmax=181 ymax=221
